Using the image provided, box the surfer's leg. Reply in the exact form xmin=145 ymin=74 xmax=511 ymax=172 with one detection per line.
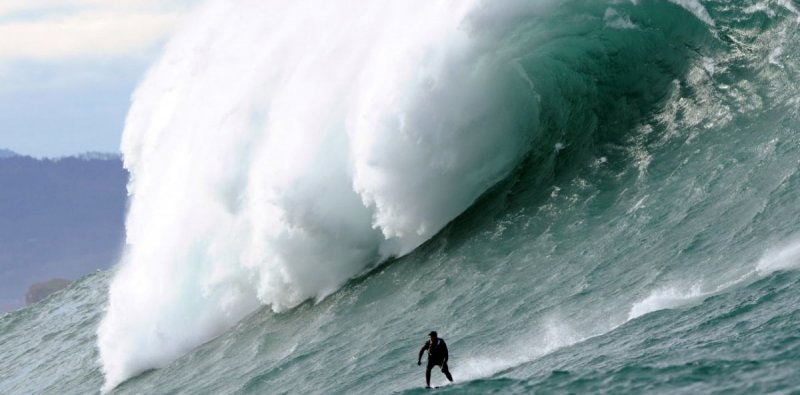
xmin=425 ymin=363 xmax=433 ymax=387
xmin=441 ymin=362 xmax=453 ymax=382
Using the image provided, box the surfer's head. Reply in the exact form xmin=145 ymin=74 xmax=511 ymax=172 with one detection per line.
xmin=428 ymin=331 xmax=438 ymax=340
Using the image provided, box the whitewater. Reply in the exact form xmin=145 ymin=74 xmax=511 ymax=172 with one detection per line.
xmin=3 ymin=0 xmax=800 ymax=393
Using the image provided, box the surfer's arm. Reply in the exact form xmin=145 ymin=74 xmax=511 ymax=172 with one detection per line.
xmin=418 ymin=341 xmax=429 ymax=364
xmin=442 ymin=341 xmax=449 ymax=364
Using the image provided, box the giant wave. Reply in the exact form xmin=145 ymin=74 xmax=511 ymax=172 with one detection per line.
xmin=98 ymin=0 xmax=543 ymax=390
xmin=94 ymin=0 xmax=800 ymax=392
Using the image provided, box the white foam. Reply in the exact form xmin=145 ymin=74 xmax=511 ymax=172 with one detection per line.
xmin=626 ymin=195 xmax=648 ymax=214
xmin=604 ymin=8 xmax=638 ymax=29
xmin=629 ymin=238 xmax=800 ymax=322
xmin=97 ymin=0 xmax=544 ymax=391
xmin=769 ymin=28 xmax=788 ymax=67
xmin=702 ymin=57 xmax=716 ymax=75
xmin=744 ymin=0 xmax=800 ymax=21
xmin=667 ymin=0 xmax=715 ymax=26
xmin=453 ymin=317 xmax=587 ymax=383
xmin=628 ymin=285 xmax=707 ymax=320
xmin=757 ymin=240 xmax=800 ymax=275
xmin=769 ymin=46 xmax=785 ymax=66
xmin=776 ymin=0 xmax=800 ymax=22
xmin=455 ymin=356 xmax=526 ymax=383
xmin=744 ymin=2 xmax=776 ymax=17
xmin=627 ymin=269 xmax=763 ymax=321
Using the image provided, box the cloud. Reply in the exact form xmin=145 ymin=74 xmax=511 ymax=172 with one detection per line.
xmin=0 ymin=0 xmax=199 ymax=158
xmin=0 ymin=1 xmax=195 ymax=62
xmin=0 ymin=0 xmax=192 ymax=17
xmin=0 ymin=12 xmax=181 ymax=61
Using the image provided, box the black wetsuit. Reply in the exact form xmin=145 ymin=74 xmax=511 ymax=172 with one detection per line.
xmin=418 ymin=338 xmax=454 ymax=386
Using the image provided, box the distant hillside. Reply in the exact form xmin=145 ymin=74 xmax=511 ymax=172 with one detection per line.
xmin=25 ymin=278 xmax=72 ymax=305
xmin=0 ymin=153 xmax=128 ymax=313
xmin=0 ymin=149 xmax=17 ymax=159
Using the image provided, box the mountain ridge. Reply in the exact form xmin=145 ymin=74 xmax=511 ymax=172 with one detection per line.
xmin=0 ymin=152 xmax=128 ymax=313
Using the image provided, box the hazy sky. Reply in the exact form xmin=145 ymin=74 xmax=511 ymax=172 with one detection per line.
xmin=0 ymin=0 xmax=199 ymax=157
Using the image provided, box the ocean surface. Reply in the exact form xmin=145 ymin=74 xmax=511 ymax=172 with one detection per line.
xmin=3 ymin=0 xmax=800 ymax=393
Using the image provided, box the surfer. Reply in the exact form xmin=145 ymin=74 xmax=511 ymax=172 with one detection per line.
xmin=417 ymin=331 xmax=454 ymax=388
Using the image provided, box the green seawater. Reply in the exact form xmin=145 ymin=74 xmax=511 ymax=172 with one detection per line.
xmin=3 ymin=0 xmax=800 ymax=394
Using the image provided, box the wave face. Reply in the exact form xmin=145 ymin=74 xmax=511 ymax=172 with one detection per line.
xmin=65 ymin=0 xmax=800 ymax=393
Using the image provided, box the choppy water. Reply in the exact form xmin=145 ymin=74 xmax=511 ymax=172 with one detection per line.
xmin=3 ymin=0 xmax=800 ymax=393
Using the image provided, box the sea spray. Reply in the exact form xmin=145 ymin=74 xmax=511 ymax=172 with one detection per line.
xmin=98 ymin=0 xmax=544 ymax=390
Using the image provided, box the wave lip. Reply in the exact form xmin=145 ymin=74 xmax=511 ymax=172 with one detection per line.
xmin=628 ymin=285 xmax=707 ymax=320
xmin=629 ymin=238 xmax=800 ymax=323
xmin=756 ymin=240 xmax=800 ymax=275
xmin=668 ymin=0 xmax=715 ymax=25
